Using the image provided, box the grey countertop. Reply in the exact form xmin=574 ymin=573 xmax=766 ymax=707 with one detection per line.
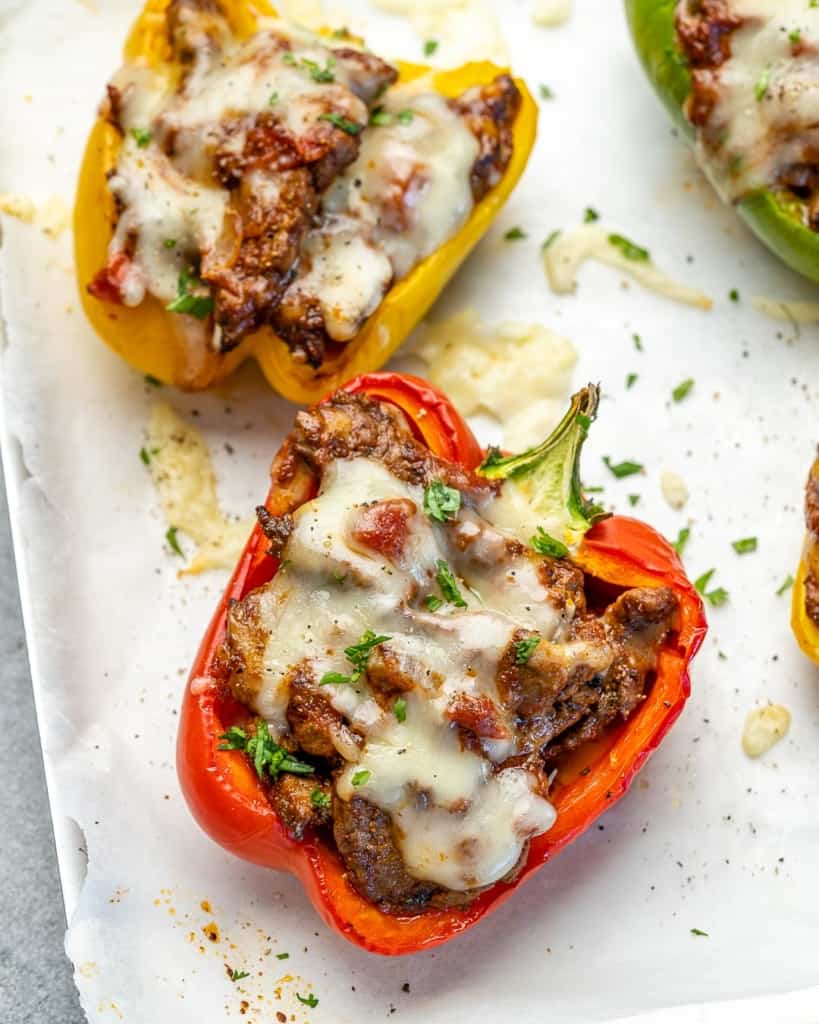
xmin=0 ymin=468 xmax=85 ymax=1022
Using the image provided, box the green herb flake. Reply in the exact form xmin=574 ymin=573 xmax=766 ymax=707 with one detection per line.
xmin=790 ymin=28 xmax=802 ymax=45
xmin=435 ymin=559 xmax=467 ymax=608
xmin=538 ymin=83 xmax=554 ymax=100
xmin=514 ymin=636 xmax=541 ymax=665
xmin=530 ymin=527 xmax=569 ymax=559
xmin=310 ymin=788 xmax=331 ymax=808
xmin=331 ymin=570 xmax=347 ymax=584
xmin=633 ymin=332 xmax=643 ymax=351
xmin=672 ymin=378 xmax=695 ymax=402
xmin=139 ymin=446 xmax=150 ymax=466
xmin=755 ymin=65 xmax=771 ymax=101
xmin=230 ymin=969 xmax=250 ymax=982
xmin=144 ymin=373 xmax=162 ymax=387
xmin=163 ymin=238 xmax=176 ymax=249
xmin=608 ymin=233 xmax=650 ymax=262
xmin=542 ymin=229 xmax=561 ymax=250
xmin=694 ymin=568 xmax=715 ymax=594
xmin=504 ymin=226 xmax=527 ymax=241
xmin=369 ymin=106 xmax=392 ymax=126
xmin=397 ymin=108 xmax=414 ymax=124
xmin=626 ymin=372 xmax=638 ymax=389
xmin=776 ymin=574 xmax=794 ymax=596
xmin=166 ymin=267 xmax=214 ymax=319
xmin=424 ymin=594 xmax=443 ymax=612
xmin=219 ymin=720 xmax=315 ymax=781
xmin=732 ymin=536 xmax=758 ymax=555
xmin=319 ymin=111 xmax=361 ymax=135
xmin=706 ymin=587 xmax=729 ymax=607
xmin=729 ymin=288 xmax=740 ymax=302
xmin=628 ymin=494 xmax=640 ymax=507
xmin=583 ymin=207 xmax=600 ymax=223
xmin=394 ymin=697 xmax=407 ymax=723
xmin=423 ymin=39 xmax=439 ymax=57
xmin=351 ymin=769 xmax=371 ymax=788
xmin=320 ymin=629 xmax=390 ymax=686
xmin=423 ymin=480 xmax=461 ymax=523
xmin=603 ymin=456 xmax=644 ymax=479
xmin=165 ymin=526 xmax=184 ymax=557
xmin=268 ymin=91 xmax=279 ymax=105
xmin=673 ymin=526 xmax=691 ymax=556
xmin=297 ymin=993 xmax=319 ymax=1008
xmin=690 ymin=928 xmax=709 ymax=937
xmin=130 ymin=127 xmax=152 ymax=148
xmin=718 ymin=650 xmax=728 ymax=660
xmin=276 ymin=952 xmax=290 ymax=960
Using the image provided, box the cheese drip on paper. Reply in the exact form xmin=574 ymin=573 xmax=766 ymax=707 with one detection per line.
xmin=0 ymin=194 xmax=70 ymax=238
xmin=752 ymin=297 xmax=819 ymax=324
xmin=146 ymin=403 xmax=253 ymax=574
xmin=544 ymin=224 xmax=712 ymax=310
xmin=371 ymin=0 xmax=509 ymax=67
xmin=411 ymin=310 xmax=577 ymax=449
xmin=532 ymin=0 xmax=572 ymax=27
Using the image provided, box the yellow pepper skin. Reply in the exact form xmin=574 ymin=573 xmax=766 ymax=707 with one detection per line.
xmin=73 ymin=0 xmax=537 ymax=401
xmin=792 ymin=455 xmax=819 ymax=665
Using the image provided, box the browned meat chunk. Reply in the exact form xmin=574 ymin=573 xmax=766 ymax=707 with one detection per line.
xmin=255 ymin=507 xmax=294 ymax=559
xmin=269 ymin=773 xmax=331 ymax=840
xmin=451 ymin=74 xmax=521 ymax=201
xmin=365 ymin=646 xmax=417 ymax=699
xmin=286 ymin=672 xmax=348 ymax=759
xmin=805 ymin=570 xmax=819 ymax=627
xmin=804 ymin=455 xmax=819 ymax=626
xmin=676 ymin=0 xmax=742 ymax=69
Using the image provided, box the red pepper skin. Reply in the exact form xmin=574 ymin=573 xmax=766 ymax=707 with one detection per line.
xmin=177 ymin=372 xmax=707 ymax=955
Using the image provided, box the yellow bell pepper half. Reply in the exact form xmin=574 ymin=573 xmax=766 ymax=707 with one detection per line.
xmin=792 ymin=455 xmax=819 ymax=665
xmin=73 ymin=0 xmax=537 ymax=402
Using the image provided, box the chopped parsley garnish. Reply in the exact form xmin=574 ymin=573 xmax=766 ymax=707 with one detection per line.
xmin=394 ymin=697 xmax=407 ymax=723
xmin=423 ymin=480 xmax=461 ymax=522
xmin=633 ymin=332 xmax=643 ymax=351
xmin=320 ymin=629 xmax=390 ymax=685
xmin=130 ymin=127 xmax=152 ymax=148
xmin=310 ymin=788 xmax=331 ymax=808
xmin=219 ymin=722 xmax=315 ymax=781
xmin=423 ymin=39 xmax=439 ymax=57
xmin=397 ymin=109 xmax=414 ymax=124
xmin=166 ymin=267 xmax=214 ymax=319
xmin=628 ymin=494 xmax=640 ymax=507
xmin=165 ymin=526 xmax=184 ymax=557
xmin=789 ymin=27 xmax=802 ymax=44
xmin=144 ymin=373 xmax=162 ymax=387
xmin=230 ymin=969 xmax=249 ymax=982
xmin=776 ymin=575 xmax=794 ymax=596
xmin=369 ymin=106 xmax=392 ymax=125
xmin=755 ymin=65 xmax=771 ymax=101
xmin=694 ymin=568 xmax=715 ymax=594
xmin=672 ymin=526 xmax=691 ymax=556
xmin=731 ymin=536 xmax=757 ymax=554
xmin=297 ymin=993 xmax=319 ymax=1008
xmin=276 ymin=952 xmax=289 ymax=960
xmin=542 ymin=229 xmax=561 ymax=250
xmin=139 ymin=446 xmax=150 ymax=466
xmin=283 ymin=52 xmax=335 ymax=82
xmin=584 ymin=207 xmax=600 ymax=223
xmin=514 ymin=636 xmax=541 ymax=665
xmin=694 ymin=569 xmax=729 ymax=607
xmin=504 ymin=226 xmax=527 ymax=241
xmin=163 ymin=238 xmax=176 ymax=249
xmin=690 ymin=928 xmax=709 ymax=937
xmin=608 ymin=233 xmax=650 ymax=262
xmin=603 ymin=456 xmax=643 ymax=479
xmin=435 ymin=559 xmax=467 ymax=608
xmin=351 ymin=769 xmax=371 ymax=787
xmin=729 ymin=288 xmax=739 ymax=302
xmin=319 ymin=112 xmax=361 ymax=135
xmin=626 ymin=372 xmax=638 ymax=389
xmin=424 ymin=594 xmax=443 ymax=612
xmin=538 ymin=83 xmax=554 ymax=100
xmin=530 ymin=527 xmax=568 ymax=559
xmin=331 ymin=570 xmax=347 ymax=584
xmin=268 ymin=91 xmax=279 ymax=105
xmin=672 ymin=378 xmax=694 ymax=402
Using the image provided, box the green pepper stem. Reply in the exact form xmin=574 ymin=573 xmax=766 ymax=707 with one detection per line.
xmin=478 ymin=384 xmax=608 ymax=538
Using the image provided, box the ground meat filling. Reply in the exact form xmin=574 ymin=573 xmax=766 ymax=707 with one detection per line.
xmin=675 ymin=1 xmax=819 ymax=226
xmin=219 ymin=394 xmax=679 ymax=913
xmin=94 ymin=0 xmax=522 ymax=367
xmin=805 ymin=456 xmax=819 ymax=626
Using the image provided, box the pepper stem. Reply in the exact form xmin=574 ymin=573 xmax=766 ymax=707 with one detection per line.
xmin=478 ymin=384 xmax=608 ymax=542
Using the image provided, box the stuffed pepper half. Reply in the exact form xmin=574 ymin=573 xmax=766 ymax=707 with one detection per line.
xmin=793 ymin=451 xmax=819 ymax=663
xmin=74 ymin=0 xmax=536 ymax=399
xmin=625 ymin=0 xmax=819 ymax=283
xmin=177 ymin=373 xmax=706 ymax=954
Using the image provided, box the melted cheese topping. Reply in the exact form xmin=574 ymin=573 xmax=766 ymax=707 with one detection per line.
xmin=104 ymin=18 xmax=480 ymax=347
xmin=685 ymin=1 xmax=819 ymax=201
xmin=243 ymin=457 xmax=566 ymax=890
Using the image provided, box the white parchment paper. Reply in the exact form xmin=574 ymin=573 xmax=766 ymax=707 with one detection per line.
xmin=1 ymin=1 xmax=819 ymax=1021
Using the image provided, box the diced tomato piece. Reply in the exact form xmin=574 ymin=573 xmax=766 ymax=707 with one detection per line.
xmin=350 ymin=498 xmax=415 ymax=561
xmin=446 ymin=692 xmax=509 ymax=739
xmin=87 ymin=251 xmax=132 ymax=304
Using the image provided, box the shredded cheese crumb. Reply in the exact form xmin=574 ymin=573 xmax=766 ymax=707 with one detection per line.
xmin=532 ymin=0 xmax=571 ymax=26
xmin=0 ymin=194 xmax=36 ymax=223
xmin=146 ymin=403 xmax=253 ymax=575
xmin=544 ymin=224 xmax=713 ymax=310
xmin=0 ymin=193 xmax=70 ymax=237
xmin=371 ymin=0 xmax=509 ymax=67
xmin=411 ymin=310 xmax=576 ymax=449
xmin=660 ymin=470 xmax=689 ymax=510
xmin=742 ymin=704 xmax=791 ymax=759
xmin=751 ymin=297 xmax=819 ymax=324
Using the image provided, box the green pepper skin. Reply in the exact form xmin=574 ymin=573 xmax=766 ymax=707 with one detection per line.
xmin=624 ymin=0 xmax=819 ymax=284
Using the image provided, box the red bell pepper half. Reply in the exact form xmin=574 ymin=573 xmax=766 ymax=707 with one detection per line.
xmin=177 ymin=372 xmax=707 ymax=955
